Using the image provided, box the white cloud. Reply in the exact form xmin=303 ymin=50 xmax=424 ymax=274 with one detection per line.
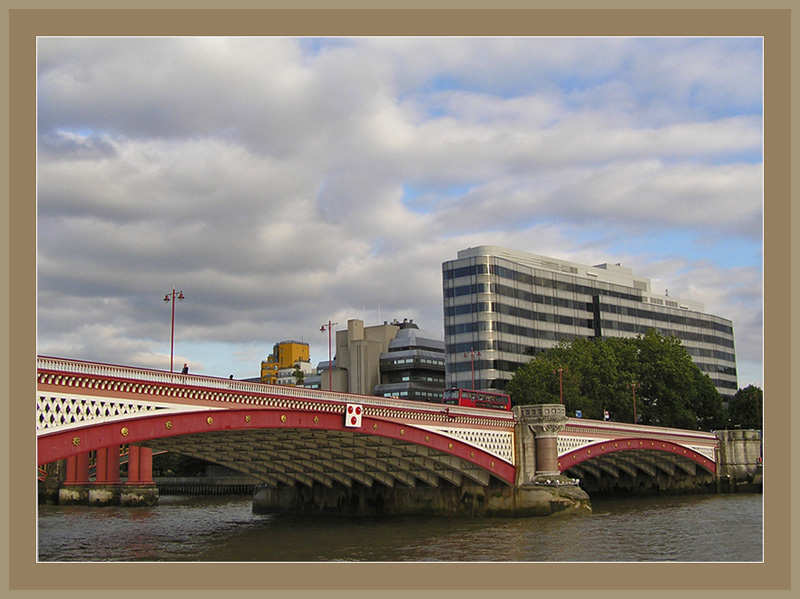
xmin=36 ymin=36 xmax=764 ymax=387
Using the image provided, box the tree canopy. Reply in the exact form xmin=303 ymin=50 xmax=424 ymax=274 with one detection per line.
xmin=506 ymin=330 xmax=728 ymax=431
xmin=726 ymin=384 xmax=763 ymax=430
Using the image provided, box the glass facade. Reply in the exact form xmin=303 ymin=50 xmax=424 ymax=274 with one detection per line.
xmin=374 ymin=321 xmax=446 ymax=402
xmin=442 ymin=247 xmax=738 ymax=399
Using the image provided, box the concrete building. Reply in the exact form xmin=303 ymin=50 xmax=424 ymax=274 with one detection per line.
xmin=442 ymin=246 xmax=738 ymax=399
xmin=306 ymin=318 xmax=446 ymax=402
xmin=331 ymin=319 xmax=400 ymax=395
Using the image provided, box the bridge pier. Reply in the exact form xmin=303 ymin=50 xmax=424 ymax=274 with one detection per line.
xmin=88 ymin=446 xmax=122 ymax=506
xmin=515 ymin=404 xmax=582 ymax=487
xmin=48 ymin=446 xmax=158 ymax=507
xmin=58 ymin=453 xmax=91 ymax=505
xmin=252 ymin=405 xmax=589 ymax=518
xmin=716 ymin=430 xmax=763 ymax=493
xmin=121 ymin=446 xmax=159 ymax=507
xmin=252 ymin=478 xmax=591 ymax=518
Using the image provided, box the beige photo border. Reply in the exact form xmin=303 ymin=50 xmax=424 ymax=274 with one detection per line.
xmin=4 ymin=3 xmax=793 ymax=593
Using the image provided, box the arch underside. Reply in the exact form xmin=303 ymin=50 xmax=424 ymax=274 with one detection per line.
xmin=563 ymin=449 xmax=708 ymax=480
xmin=559 ymin=438 xmax=716 ymax=488
xmin=143 ymin=428 xmax=497 ymax=489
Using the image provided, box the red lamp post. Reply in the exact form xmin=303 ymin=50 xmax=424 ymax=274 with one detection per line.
xmin=554 ymin=367 xmax=567 ymax=404
xmin=627 ymin=381 xmax=640 ymax=424
xmin=163 ymin=288 xmax=185 ymax=372
xmin=463 ymin=347 xmax=480 ymax=389
xmin=320 ymin=320 xmax=337 ymax=391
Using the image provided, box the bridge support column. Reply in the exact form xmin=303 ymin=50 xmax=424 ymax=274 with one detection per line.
xmin=89 ymin=446 xmax=122 ymax=506
xmin=513 ymin=413 xmax=538 ymax=485
xmin=716 ymin=430 xmax=763 ymax=493
xmin=122 ymin=446 xmax=159 ymax=507
xmin=58 ymin=453 xmax=91 ymax=505
xmin=517 ymin=404 xmax=577 ymax=485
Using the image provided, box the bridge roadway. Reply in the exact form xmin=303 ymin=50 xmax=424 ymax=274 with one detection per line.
xmin=36 ymin=356 xmax=720 ymax=512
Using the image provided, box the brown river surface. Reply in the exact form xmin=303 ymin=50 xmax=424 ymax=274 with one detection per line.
xmin=37 ymin=492 xmax=762 ymax=562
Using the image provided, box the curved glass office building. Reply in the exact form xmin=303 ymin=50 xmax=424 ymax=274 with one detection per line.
xmin=442 ymin=246 xmax=738 ymax=400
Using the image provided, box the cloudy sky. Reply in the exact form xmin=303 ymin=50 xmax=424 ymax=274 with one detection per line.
xmin=36 ymin=36 xmax=763 ymax=388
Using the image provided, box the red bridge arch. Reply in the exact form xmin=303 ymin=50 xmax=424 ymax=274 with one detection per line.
xmin=558 ymin=437 xmax=717 ymax=475
xmin=37 ymin=406 xmax=517 ymax=488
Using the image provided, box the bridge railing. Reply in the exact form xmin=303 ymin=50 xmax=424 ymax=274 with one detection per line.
xmin=36 ymin=356 xmax=516 ymax=423
xmin=563 ymin=417 xmax=718 ymax=443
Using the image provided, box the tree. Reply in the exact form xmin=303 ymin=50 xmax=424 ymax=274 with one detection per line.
xmin=635 ymin=330 xmax=698 ymax=429
xmin=507 ymin=330 xmax=727 ymax=431
xmin=506 ymin=349 xmax=584 ymax=408
xmin=727 ymin=385 xmax=763 ymax=430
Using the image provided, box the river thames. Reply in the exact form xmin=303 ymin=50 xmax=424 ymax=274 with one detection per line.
xmin=37 ymin=492 xmax=762 ymax=562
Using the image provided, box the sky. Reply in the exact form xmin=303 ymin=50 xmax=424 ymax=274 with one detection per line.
xmin=36 ymin=36 xmax=763 ymax=389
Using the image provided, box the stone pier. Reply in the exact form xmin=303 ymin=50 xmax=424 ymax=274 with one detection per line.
xmin=716 ymin=429 xmax=763 ymax=493
xmin=252 ymin=404 xmax=591 ymax=518
xmin=51 ymin=445 xmax=159 ymax=507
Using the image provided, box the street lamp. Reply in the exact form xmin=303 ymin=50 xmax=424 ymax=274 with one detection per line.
xmin=463 ymin=347 xmax=481 ymax=390
xmin=553 ymin=367 xmax=567 ymax=404
xmin=626 ymin=381 xmax=640 ymax=424
xmin=320 ymin=320 xmax=337 ymax=391
xmin=163 ymin=288 xmax=185 ymax=372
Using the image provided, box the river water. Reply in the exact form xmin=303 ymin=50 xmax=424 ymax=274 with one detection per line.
xmin=37 ymin=493 xmax=762 ymax=562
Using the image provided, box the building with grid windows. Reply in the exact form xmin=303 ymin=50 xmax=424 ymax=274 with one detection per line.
xmin=374 ymin=319 xmax=446 ymax=402
xmin=442 ymin=246 xmax=738 ymax=400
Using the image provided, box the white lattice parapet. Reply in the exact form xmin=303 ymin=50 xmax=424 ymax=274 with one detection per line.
xmin=36 ymin=393 xmax=216 ymax=435
xmin=36 ymin=357 xmax=518 ymax=444
xmin=558 ymin=434 xmax=613 ymax=456
xmin=37 ymin=357 xmax=516 ymax=426
xmin=417 ymin=425 xmax=515 ymax=464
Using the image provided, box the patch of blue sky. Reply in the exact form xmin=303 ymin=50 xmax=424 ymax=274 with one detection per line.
xmin=604 ymin=228 xmax=762 ymax=271
xmin=401 ymin=182 xmax=474 ymax=214
xmin=180 ymin=341 xmax=259 ymax=379
xmin=657 ymin=150 xmax=763 ymax=167
xmin=370 ymin=237 xmax=385 ymax=257
xmin=704 ymin=151 xmax=763 ymax=166
xmin=298 ymin=37 xmax=354 ymax=57
xmin=422 ymin=70 xmax=610 ymax=102
xmin=52 ymin=126 xmax=98 ymax=137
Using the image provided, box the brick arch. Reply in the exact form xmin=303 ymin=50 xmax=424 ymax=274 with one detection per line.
xmin=37 ymin=407 xmax=516 ymax=486
xmin=558 ymin=437 xmax=716 ymax=475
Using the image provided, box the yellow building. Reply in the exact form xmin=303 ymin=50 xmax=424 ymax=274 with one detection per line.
xmin=260 ymin=340 xmax=310 ymax=384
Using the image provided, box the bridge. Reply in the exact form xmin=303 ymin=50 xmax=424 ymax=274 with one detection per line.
xmin=37 ymin=356 xmax=721 ymax=515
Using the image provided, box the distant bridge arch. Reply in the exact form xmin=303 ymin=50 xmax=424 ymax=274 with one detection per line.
xmin=557 ymin=425 xmax=718 ymax=494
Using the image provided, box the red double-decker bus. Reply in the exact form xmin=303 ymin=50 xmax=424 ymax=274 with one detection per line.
xmin=442 ymin=388 xmax=511 ymax=411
